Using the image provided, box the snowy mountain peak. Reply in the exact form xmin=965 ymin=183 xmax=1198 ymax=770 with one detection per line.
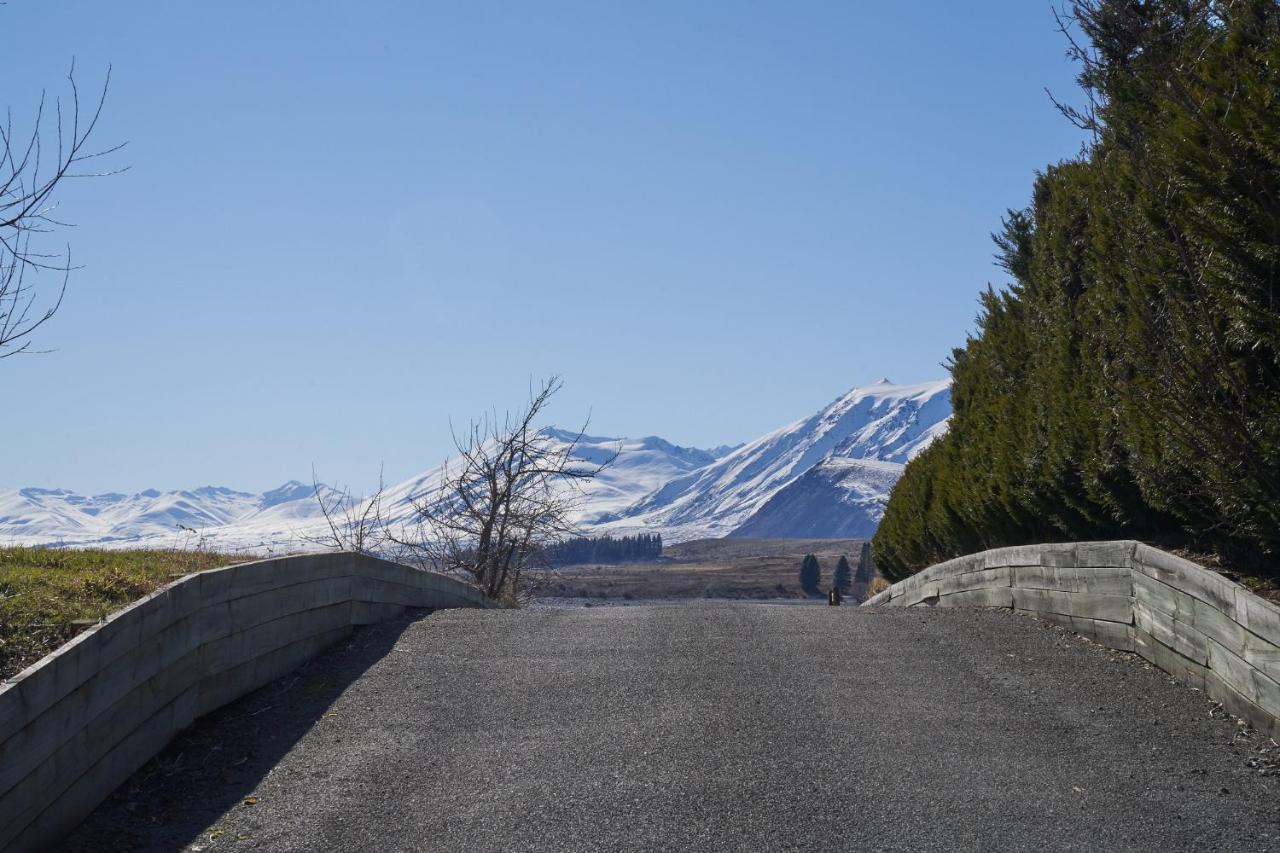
xmin=597 ymin=379 xmax=952 ymax=541
xmin=259 ymin=480 xmax=319 ymax=509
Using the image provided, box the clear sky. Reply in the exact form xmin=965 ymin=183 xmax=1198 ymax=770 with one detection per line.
xmin=4 ymin=1 xmax=1087 ymax=495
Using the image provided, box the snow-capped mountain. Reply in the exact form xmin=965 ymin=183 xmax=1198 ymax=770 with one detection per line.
xmin=343 ymin=431 xmax=726 ymax=536
xmin=727 ymin=458 xmax=903 ymax=539
xmin=0 ymin=435 xmax=728 ymax=551
xmin=595 ymin=379 xmax=951 ymax=540
xmin=0 ymin=379 xmax=951 ymax=550
xmin=0 ymin=485 xmax=268 ymax=545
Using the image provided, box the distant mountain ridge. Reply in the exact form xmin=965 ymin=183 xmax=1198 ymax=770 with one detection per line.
xmin=596 ymin=379 xmax=951 ymax=540
xmin=0 ymin=484 xmax=290 ymax=545
xmin=0 ymin=379 xmax=951 ymax=550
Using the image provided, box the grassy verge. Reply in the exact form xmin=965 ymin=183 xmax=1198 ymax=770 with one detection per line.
xmin=0 ymin=547 xmax=247 ymax=681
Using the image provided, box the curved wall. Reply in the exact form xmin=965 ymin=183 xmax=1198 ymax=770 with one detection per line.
xmin=864 ymin=541 xmax=1280 ymax=740
xmin=0 ymin=552 xmax=495 ymax=851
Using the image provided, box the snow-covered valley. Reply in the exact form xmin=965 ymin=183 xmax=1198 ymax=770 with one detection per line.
xmin=0 ymin=379 xmax=951 ymax=552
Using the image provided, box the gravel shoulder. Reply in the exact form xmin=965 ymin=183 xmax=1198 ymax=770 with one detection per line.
xmin=66 ymin=605 xmax=1279 ymax=852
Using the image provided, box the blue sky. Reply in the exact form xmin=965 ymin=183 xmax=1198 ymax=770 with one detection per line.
xmin=4 ymin=1 xmax=1086 ymax=494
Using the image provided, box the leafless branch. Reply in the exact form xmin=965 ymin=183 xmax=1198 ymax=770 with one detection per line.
xmin=1 ymin=59 xmax=125 ymax=359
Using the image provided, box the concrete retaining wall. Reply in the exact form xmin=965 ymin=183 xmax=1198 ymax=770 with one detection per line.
xmin=864 ymin=541 xmax=1280 ymax=739
xmin=0 ymin=552 xmax=495 ymax=851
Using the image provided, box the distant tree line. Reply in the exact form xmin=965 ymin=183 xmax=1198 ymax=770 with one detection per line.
xmin=798 ymin=548 xmax=876 ymax=597
xmin=874 ymin=2 xmax=1280 ymax=581
xmin=546 ymin=533 xmax=663 ymax=566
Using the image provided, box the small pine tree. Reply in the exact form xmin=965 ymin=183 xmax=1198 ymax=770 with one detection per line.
xmin=856 ymin=542 xmax=874 ymax=585
xmin=799 ymin=554 xmax=821 ymax=595
xmin=834 ymin=556 xmax=852 ymax=592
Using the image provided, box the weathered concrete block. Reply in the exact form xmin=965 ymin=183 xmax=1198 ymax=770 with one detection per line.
xmin=1135 ymin=628 xmax=1208 ymax=692
xmin=1075 ymin=540 xmax=1137 ymax=568
xmin=1020 ymin=608 xmax=1073 ymax=631
xmin=1132 ymin=569 xmax=1277 ymax=685
xmin=1132 ymin=545 xmax=1238 ymax=617
xmin=0 ymin=619 xmax=205 ymax=801
xmin=356 ymin=578 xmax=432 ymax=609
xmin=195 ymin=623 xmax=353 ymax=719
xmin=195 ymin=564 xmax=237 ymax=605
xmin=1202 ymin=666 xmax=1278 ymax=741
xmin=983 ymin=544 xmax=1049 ymax=569
xmin=1132 ymin=572 xmax=1191 ymax=620
xmin=929 ymin=552 xmax=987 ymax=578
xmin=1011 ymin=587 xmax=1133 ymax=624
xmin=899 ymin=582 xmax=940 ymax=608
xmin=250 ymin=626 xmax=352 ymax=691
xmin=1202 ymin=633 xmax=1280 ymax=717
xmin=1 ymin=683 xmax=202 ymax=853
xmin=226 ymin=577 xmax=353 ymax=634
xmin=0 ymin=641 xmax=205 ymax=840
xmin=1038 ymin=545 xmax=1079 ymax=568
xmin=225 ymin=557 xmax=349 ymax=599
xmin=351 ymin=601 xmax=407 ymax=625
xmin=937 ymin=587 xmax=1014 ymax=609
xmin=159 ymin=573 xmax=206 ymax=624
xmin=202 ymin=602 xmax=351 ymax=678
xmin=1073 ymin=616 xmax=1136 ymax=651
xmin=934 ymin=567 xmax=1012 ymax=597
xmin=1134 ymin=600 xmax=1210 ymax=666
xmin=1235 ymin=590 xmax=1280 ymax=649
xmin=1012 ymin=566 xmax=1132 ymax=596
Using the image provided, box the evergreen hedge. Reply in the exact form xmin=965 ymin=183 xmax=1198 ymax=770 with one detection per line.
xmin=874 ymin=1 xmax=1280 ymax=580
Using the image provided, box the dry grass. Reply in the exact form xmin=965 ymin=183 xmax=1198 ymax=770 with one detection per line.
xmin=0 ymin=547 xmax=247 ymax=680
xmin=867 ymin=576 xmax=891 ymax=598
xmin=531 ymin=538 xmax=870 ymax=602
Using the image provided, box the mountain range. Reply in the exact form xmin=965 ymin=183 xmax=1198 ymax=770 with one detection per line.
xmin=0 ymin=379 xmax=951 ymax=552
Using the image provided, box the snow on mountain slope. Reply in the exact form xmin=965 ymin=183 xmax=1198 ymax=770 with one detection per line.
xmin=1 ymin=380 xmax=952 ymax=550
xmin=727 ymin=457 xmax=902 ymax=539
xmin=0 ymin=435 xmax=723 ymax=551
xmin=317 ymin=430 xmax=723 ymax=541
xmin=0 ymin=486 xmax=264 ymax=545
xmin=552 ymin=432 xmax=721 ymax=524
xmin=598 ymin=379 xmax=951 ymax=541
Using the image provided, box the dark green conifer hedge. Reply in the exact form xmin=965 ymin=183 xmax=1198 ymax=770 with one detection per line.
xmin=874 ymin=1 xmax=1280 ymax=580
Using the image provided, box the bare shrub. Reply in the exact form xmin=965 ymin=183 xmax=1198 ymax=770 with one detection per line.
xmin=866 ymin=576 xmax=891 ymax=599
xmin=391 ymin=377 xmax=614 ymax=602
xmin=306 ymin=467 xmax=390 ymax=555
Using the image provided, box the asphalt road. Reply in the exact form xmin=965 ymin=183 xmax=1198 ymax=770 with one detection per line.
xmin=68 ymin=605 xmax=1279 ymax=852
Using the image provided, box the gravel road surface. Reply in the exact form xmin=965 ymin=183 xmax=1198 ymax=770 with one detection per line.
xmin=67 ymin=605 xmax=1280 ymax=852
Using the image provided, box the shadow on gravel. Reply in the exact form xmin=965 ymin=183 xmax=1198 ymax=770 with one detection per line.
xmin=61 ymin=610 xmax=432 ymax=853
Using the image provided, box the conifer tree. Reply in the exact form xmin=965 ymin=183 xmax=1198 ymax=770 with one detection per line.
xmin=799 ymin=554 xmax=821 ymax=595
xmin=834 ymin=556 xmax=852 ymax=592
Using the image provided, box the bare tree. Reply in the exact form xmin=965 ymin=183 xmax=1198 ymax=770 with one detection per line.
xmin=305 ymin=466 xmax=391 ymax=555
xmin=391 ymin=377 xmax=615 ymax=602
xmin=2 ymin=59 xmax=123 ymax=358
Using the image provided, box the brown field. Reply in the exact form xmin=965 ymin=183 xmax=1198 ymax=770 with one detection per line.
xmin=527 ymin=537 xmax=872 ymax=603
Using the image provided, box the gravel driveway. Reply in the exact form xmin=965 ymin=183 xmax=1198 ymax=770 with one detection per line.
xmin=66 ymin=604 xmax=1280 ymax=852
